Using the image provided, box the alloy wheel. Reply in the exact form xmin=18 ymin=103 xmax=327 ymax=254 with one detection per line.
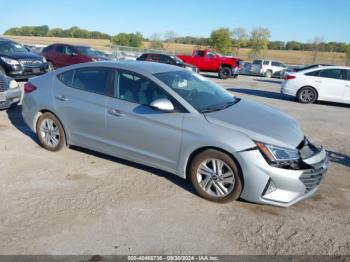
xmin=39 ymin=118 xmax=60 ymax=148
xmin=300 ymin=88 xmax=316 ymax=103
xmin=196 ymin=159 xmax=235 ymax=197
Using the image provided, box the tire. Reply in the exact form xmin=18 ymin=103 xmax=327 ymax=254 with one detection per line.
xmin=36 ymin=112 xmax=66 ymax=152
xmin=297 ymin=86 xmax=318 ymax=104
xmin=47 ymin=61 xmax=54 ymax=71
xmin=189 ymin=149 xmax=243 ymax=203
xmin=218 ymin=67 xmax=232 ymax=79
xmin=265 ymin=70 xmax=272 ymax=78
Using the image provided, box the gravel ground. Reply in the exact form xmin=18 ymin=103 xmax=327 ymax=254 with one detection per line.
xmin=0 ymin=75 xmax=349 ymax=255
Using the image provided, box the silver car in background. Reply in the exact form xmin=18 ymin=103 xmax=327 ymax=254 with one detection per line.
xmin=0 ymin=72 xmax=21 ymax=110
xmin=22 ymin=61 xmax=328 ymax=207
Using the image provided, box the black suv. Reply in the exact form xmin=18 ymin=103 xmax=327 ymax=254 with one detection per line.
xmin=0 ymin=38 xmax=49 ymax=80
xmin=136 ymin=53 xmax=198 ymax=72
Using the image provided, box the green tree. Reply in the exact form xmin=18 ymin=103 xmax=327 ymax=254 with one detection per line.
xmin=249 ymin=27 xmax=271 ymax=59
xmin=111 ymin=33 xmax=130 ymax=46
xmin=231 ymin=27 xmax=248 ymax=55
xmin=268 ymin=41 xmax=285 ymax=50
xmin=209 ymin=28 xmax=232 ymax=54
xmin=286 ymin=41 xmax=302 ymax=50
xmin=128 ymin=32 xmax=143 ymax=47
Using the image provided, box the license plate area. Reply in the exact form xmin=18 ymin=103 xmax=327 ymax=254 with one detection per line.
xmin=32 ymin=68 xmax=41 ymax=73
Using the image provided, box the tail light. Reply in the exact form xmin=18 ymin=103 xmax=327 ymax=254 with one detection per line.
xmin=24 ymin=82 xmax=37 ymax=93
xmin=284 ymin=75 xmax=296 ymax=80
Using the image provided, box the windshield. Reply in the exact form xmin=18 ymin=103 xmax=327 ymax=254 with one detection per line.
xmin=0 ymin=41 xmax=28 ymax=53
xmin=154 ymin=71 xmax=238 ymax=113
xmin=76 ymin=46 xmax=100 ymax=56
xmin=253 ymin=60 xmax=262 ymax=65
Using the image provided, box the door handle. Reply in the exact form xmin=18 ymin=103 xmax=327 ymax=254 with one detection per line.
xmin=315 ymin=80 xmax=322 ymax=83
xmin=108 ymin=108 xmax=124 ymax=117
xmin=55 ymin=95 xmax=68 ymax=101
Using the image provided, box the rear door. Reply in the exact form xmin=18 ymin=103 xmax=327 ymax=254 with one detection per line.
xmin=53 ymin=45 xmax=65 ymax=68
xmin=315 ymin=68 xmax=346 ymax=102
xmin=53 ymin=67 xmax=114 ymax=148
xmin=344 ymin=70 xmax=350 ymax=103
xmin=105 ymin=70 xmax=184 ymax=172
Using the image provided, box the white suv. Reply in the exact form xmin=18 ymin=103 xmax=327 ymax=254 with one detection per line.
xmin=250 ymin=60 xmax=287 ymax=78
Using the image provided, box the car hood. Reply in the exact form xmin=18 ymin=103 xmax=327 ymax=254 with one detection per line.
xmin=204 ymin=99 xmax=304 ymax=149
xmin=0 ymin=51 xmax=42 ymax=60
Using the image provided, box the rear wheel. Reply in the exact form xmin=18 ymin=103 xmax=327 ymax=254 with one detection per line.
xmin=189 ymin=149 xmax=242 ymax=203
xmin=265 ymin=70 xmax=272 ymax=78
xmin=218 ymin=67 xmax=232 ymax=79
xmin=297 ymin=86 xmax=318 ymax=104
xmin=36 ymin=112 xmax=66 ymax=152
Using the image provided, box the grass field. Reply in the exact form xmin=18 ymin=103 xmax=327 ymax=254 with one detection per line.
xmin=7 ymin=35 xmax=347 ymax=65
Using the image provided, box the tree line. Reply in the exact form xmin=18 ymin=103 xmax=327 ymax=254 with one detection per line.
xmin=3 ymin=25 xmax=350 ymax=64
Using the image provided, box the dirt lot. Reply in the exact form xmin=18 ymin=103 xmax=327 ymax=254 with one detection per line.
xmin=0 ymin=75 xmax=349 ymax=255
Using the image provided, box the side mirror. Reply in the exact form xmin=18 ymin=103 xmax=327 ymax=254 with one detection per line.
xmin=150 ymin=98 xmax=174 ymax=112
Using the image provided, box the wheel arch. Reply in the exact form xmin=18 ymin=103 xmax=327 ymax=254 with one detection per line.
xmin=297 ymin=85 xmax=319 ymax=100
xmin=184 ymin=146 xmax=244 ymax=188
xmin=34 ymin=109 xmax=69 ymax=145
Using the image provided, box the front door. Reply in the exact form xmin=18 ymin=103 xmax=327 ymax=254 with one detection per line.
xmin=316 ymin=68 xmax=346 ymax=102
xmin=105 ymin=70 xmax=184 ymax=173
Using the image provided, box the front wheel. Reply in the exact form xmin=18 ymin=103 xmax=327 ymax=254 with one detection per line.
xmin=218 ymin=67 xmax=232 ymax=79
xmin=297 ymin=86 xmax=318 ymax=104
xmin=36 ymin=112 xmax=66 ymax=152
xmin=189 ymin=149 xmax=242 ymax=203
xmin=47 ymin=61 xmax=54 ymax=71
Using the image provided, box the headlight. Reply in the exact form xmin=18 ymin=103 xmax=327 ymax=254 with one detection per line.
xmin=256 ymin=142 xmax=300 ymax=162
xmin=9 ymin=79 xmax=19 ymax=89
xmin=42 ymin=57 xmax=47 ymax=63
xmin=1 ymin=57 xmax=19 ymax=65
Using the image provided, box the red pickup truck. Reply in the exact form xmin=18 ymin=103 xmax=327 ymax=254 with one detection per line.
xmin=177 ymin=49 xmax=241 ymax=79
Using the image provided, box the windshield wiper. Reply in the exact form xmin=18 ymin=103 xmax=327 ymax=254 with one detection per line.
xmin=199 ymin=99 xmax=240 ymax=113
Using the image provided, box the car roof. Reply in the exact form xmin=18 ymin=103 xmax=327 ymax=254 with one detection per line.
xmin=57 ymin=61 xmax=185 ymax=75
xmin=297 ymin=65 xmax=350 ymax=74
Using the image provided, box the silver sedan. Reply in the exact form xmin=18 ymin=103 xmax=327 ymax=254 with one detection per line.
xmin=21 ymin=61 xmax=328 ymax=207
xmin=0 ymin=72 xmax=21 ymax=110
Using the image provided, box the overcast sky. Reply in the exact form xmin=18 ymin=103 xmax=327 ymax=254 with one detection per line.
xmin=1 ymin=0 xmax=350 ymax=42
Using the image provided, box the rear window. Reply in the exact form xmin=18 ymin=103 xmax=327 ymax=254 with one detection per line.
xmin=319 ymin=69 xmax=343 ymax=80
xmin=305 ymin=70 xmax=320 ymax=77
xmin=57 ymin=70 xmax=74 ymax=86
xmin=253 ymin=60 xmax=262 ymax=65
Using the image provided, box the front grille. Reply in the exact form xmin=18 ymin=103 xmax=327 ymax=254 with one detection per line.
xmin=19 ymin=59 xmax=42 ymax=68
xmin=300 ymin=160 xmax=327 ymax=192
xmin=0 ymin=74 xmax=8 ymax=92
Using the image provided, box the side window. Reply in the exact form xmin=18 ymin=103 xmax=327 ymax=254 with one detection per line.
xmin=195 ymin=51 xmax=205 ymax=57
xmin=56 ymin=45 xmax=64 ymax=54
xmin=65 ymin=46 xmax=76 ymax=55
xmin=305 ymin=70 xmax=320 ymax=77
xmin=271 ymin=61 xmax=279 ymax=66
xmin=137 ymin=54 xmax=147 ymax=60
xmin=57 ymin=70 xmax=74 ymax=86
xmin=263 ymin=61 xmax=269 ymax=65
xmin=71 ymin=67 xmax=113 ymax=96
xmin=160 ymin=55 xmax=173 ymax=64
xmin=207 ymin=52 xmax=216 ymax=58
xmin=116 ymin=70 xmax=171 ymax=106
xmin=319 ymin=69 xmax=343 ymax=80
xmin=347 ymin=70 xmax=350 ymax=81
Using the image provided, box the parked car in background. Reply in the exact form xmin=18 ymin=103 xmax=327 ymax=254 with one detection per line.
xmin=238 ymin=61 xmax=252 ymax=75
xmin=0 ymin=72 xmax=21 ymax=109
xmin=0 ymin=38 xmax=49 ymax=80
xmin=136 ymin=53 xmax=198 ymax=72
xmin=250 ymin=60 xmax=287 ymax=78
xmin=177 ymin=49 xmax=241 ymax=79
xmin=281 ymin=66 xmax=350 ymax=104
xmin=41 ymin=44 xmax=110 ymax=69
xmin=22 ymin=61 xmax=328 ymax=207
